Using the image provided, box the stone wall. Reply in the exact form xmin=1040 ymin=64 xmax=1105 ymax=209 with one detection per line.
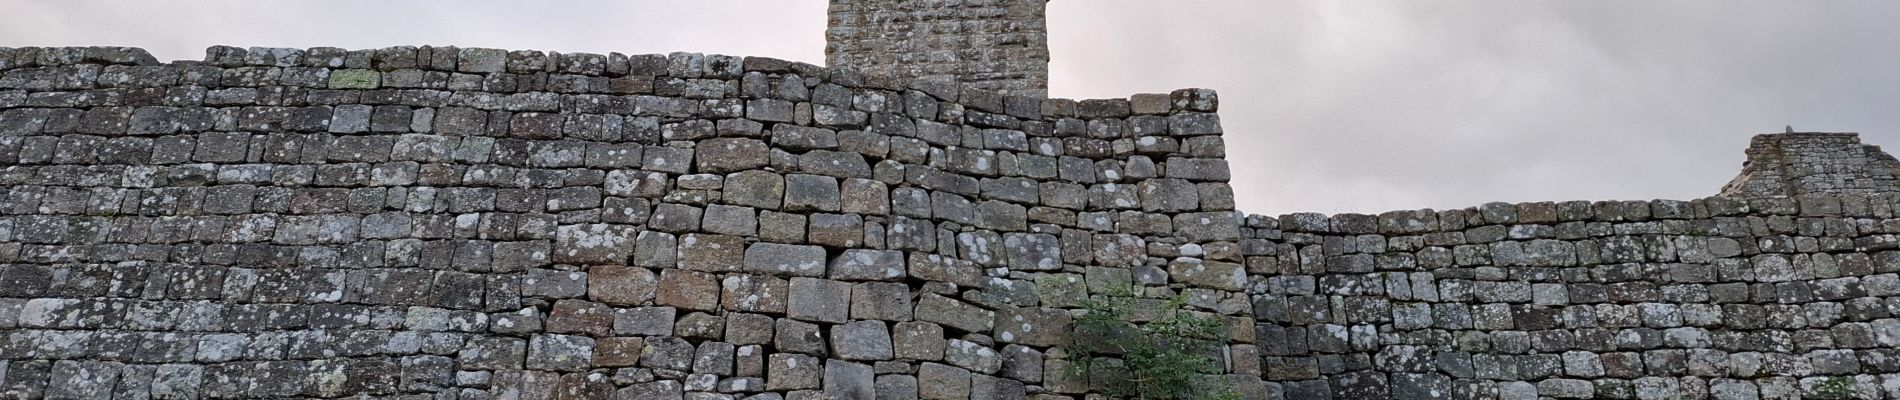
xmin=0 ymin=46 xmax=1241 ymax=399
xmin=5 ymin=45 xmax=1900 ymax=400
xmin=1720 ymin=132 xmax=1900 ymax=198
xmin=1241 ymin=195 xmax=1900 ymax=399
xmin=826 ymin=0 xmax=1051 ymax=97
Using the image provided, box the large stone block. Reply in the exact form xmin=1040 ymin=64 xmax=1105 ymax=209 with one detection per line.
xmin=851 ymin=282 xmax=914 ymax=321
xmin=553 ymin=224 xmax=636 ymax=264
xmin=831 ymin=320 xmax=896 ymax=361
xmin=745 ymin=243 xmax=828 ymax=277
xmin=767 ymin=353 xmax=821 ymax=390
xmin=613 ymin=307 xmax=676 ymax=336
xmin=679 ymin=233 xmax=745 ymax=272
xmin=994 ymin=307 xmax=1072 ymax=347
xmin=527 ymin=334 xmax=594 ymax=372
xmin=917 ymin=362 xmax=972 ymax=400
xmin=656 ymin=269 xmax=720 ymax=312
xmin=587 ymin=266 xmax=657 ymax=306
xmin=830 ymin=249 xmax=906 ymax=281
xmin=788 ymin=277 xmax=851 ymax=323
xmin=915 ymin=294 xmax=994 ymax=334
xmin=721 ymin=274 xmax=789 ymax=314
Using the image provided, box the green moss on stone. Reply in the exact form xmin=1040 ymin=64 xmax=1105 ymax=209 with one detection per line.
xmin=328 ymin=69 xmax=380 ymax=89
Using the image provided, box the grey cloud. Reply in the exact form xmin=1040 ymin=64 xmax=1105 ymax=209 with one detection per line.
xmin=6 ymin=0 xmax=1896 ymax=214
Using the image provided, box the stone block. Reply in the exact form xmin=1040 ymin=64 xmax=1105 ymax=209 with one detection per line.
xmin=640 ymin=336 xmax=695 ymax=371
xmin=721 ymin=274 xmax=789 ymax=314
xmin=917 ymin=362 xmax=971 ymax=400
xmin=831 ymin=320 xmax=895 ymax=361
xmin=767 ymin=353 xmax=822 ymax=390
xmin=527 ymin=334 xmax=594 ymax=372
xmin=830 ymin=249 xmax=906 ymax=281
xmin=697 ymin=137 xmax=770 ymax=173
xmin=679 ymin=233 xmax=744 ymax=273
xmin=995 ymin=307 xmax=1072 ymax=347
xmin=703 ymin=204 xmax=758 ymax=236
xmin=745 ymin=243 xmax=828 ymax=277
xmin=587 ymin=266 xmax=657 ymax=306
xmin=944 ymin=339 xmax=1001 ymax=374
xmin=823 ymin=360 xmax=875 ymax=400
xmin=545 ymin=299 xmax=613 ymax=337
xmin=656 ymin=269 xmax=720 ymax=312
xmin=784 ymin=174 xmax=842 ymax=212
xmin=851 ymin=282 xmax=914 ymax=321
xmin=776 ymin=319 xmax=827 ymax=355
xmin=553 ymin=224 xmax=636 ymax=264
xmin=613 ymin=306 xmax=676 ymax=337
xmin=894 ymin=321 xmax=948 ymax=361
xmin=594 ymin=337 xmax=645 ymax=367
xmin=915 ymin=294 xmax=995 ymax=334
xmin=788 ymin=277 xmax=851 ymax=323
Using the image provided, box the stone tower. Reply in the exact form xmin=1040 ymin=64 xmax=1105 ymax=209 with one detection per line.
xmin=1719 ymin=132 xmax=1900 ymax=197
xmin=825 ymin=0 xmax=1051 ymax=97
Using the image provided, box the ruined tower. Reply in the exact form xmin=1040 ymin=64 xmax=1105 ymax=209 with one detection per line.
xmin=1718 ymin=132 xmax=1900 ymax=197
xmin=825 ymin=0 xmax=1051 ymax=97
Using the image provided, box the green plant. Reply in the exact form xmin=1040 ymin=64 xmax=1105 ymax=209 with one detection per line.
xmin=1068 ymin=286 xmax=1240 ymax=400
xmin=1814 ymin=376 xmax=1857 ymax=399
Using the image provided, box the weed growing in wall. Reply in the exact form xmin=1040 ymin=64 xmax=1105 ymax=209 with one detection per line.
xmin=1813 ymin=376 xmax=1859 ymax=399
xmin=1068 ymin=286 xmax=1239 ymax=400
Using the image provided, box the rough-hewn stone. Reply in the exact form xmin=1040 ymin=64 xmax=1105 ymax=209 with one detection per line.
xmin=3 ymin=41 xmax=1892 ymax=400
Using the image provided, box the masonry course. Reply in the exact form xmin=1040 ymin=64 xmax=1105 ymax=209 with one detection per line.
xmin=3 ymin=26 xmax=1900 ymax=400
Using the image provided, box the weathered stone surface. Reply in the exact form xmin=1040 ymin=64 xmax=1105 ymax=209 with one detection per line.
xmin=656 ymin=269 xmax=720 ymax=311
xmin=917 ymin=362 xmax=972 ymax=400
xmin=831 ymin=320 xmax=895 ymax=361
xmin=827 ymin=0 xmax=1049 ymax=96
xmin=5 ymin=42 xmax=1892 ymax=400
xmin=851 ymin=282 xmax=914 ymax=321
xmin=745 ymin=242 xmax=827 ymax=277
xmin=594 ymin=337 xmax=645 ymax=367
xmin=614 ymin=306 xmax=676 ymax=336
xmin=915 ymin=294 xmax=995 ymax=333
xmin=830 ymin=249 xmax=906 ymax=281
xmin=588 ymin=266 xmax=657 ymax=306
xmin=527 ymin=334 xmax=594 ymax=372
xmin=721 ymin=274 xmax=789 ymax=314
xmin=894 ymin=321 xmax=948 ymax=361
xmin=994 ymin=307 xmax=1071 ymax=347
xmin=680 ymin=233 xmax=744 ymax=272
xmin=554 ymin=223 xmax=637 ymax=264
xmin=788 ymin=277 xmax=851 ymax=324
xmin=776 ymin=318 xmax=828 ymax=356
xmin=823 ymin=360 xmax=876 ymax=400
xmin=767 ymin=353 xmax=821 ymax=390
xmin=545 ymin=299 xmax=613 ymax=336
xmin=943 ymin=339 xmax=1001 ymax=374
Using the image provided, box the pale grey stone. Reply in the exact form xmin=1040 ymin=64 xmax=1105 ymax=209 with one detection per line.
xmin=745 ymin=243 xmax=827 ymax=277
xmin=831 ymin=320 xmax=895 ymax=361
xmin=788 ymin=277 xmax=851 ymax=324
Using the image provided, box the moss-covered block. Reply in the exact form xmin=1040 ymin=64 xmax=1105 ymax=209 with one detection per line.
xmin=328 ymin=69 xmax=380 ymax=89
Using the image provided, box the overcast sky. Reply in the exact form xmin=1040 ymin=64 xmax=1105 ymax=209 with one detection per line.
xmin=6 ymin=0 xmax=1899 ymax=215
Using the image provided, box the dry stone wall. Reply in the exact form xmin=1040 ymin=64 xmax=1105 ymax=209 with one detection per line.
xmin=0 ymin=46 xmax=1243 ymax=400
xmin=826 ymin=0 xmax=1051 ymax=97
xmin=4 ymin=44 xmax=1900 ymax=400
xmin=1720 ymin=133 xmax=1900 ymax=198
xmin=1242 ymin=195 xmax=1900 ymax=399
